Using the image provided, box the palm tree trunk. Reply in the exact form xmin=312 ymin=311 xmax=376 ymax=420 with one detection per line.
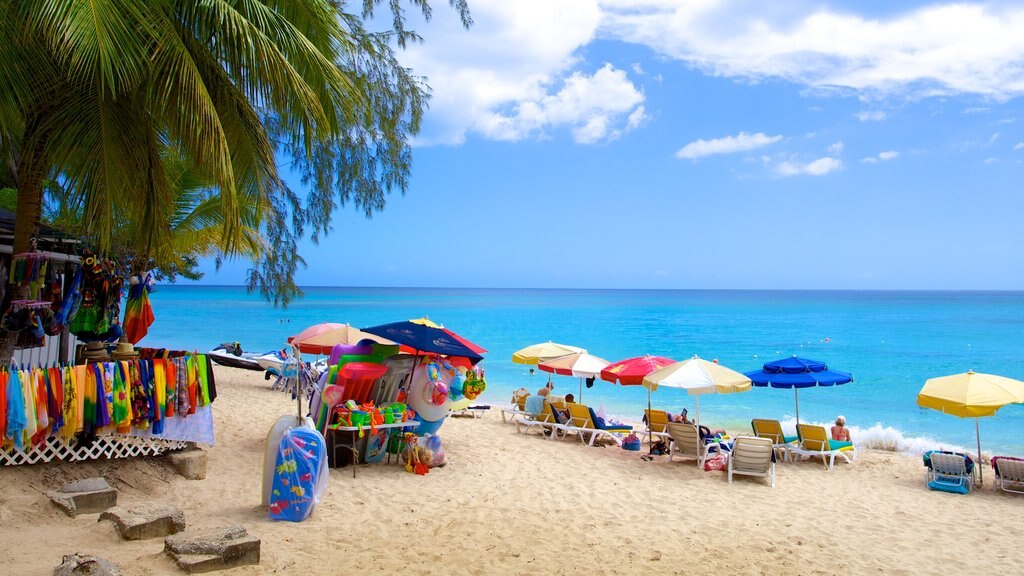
xmin=0 ymin=115 xmax=50 ymax=365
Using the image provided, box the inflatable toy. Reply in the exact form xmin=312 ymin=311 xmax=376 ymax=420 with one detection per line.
xmin=425 ymin=380 xmax=449 ymax=406
xmin=269 ymin=426 xmax=327 ymax=522
xmin=262 ymin=415 xmax=315 ymax=506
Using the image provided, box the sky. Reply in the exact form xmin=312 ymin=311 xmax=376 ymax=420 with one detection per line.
xmin=198 ymin=0 xmax=1024 ymax=290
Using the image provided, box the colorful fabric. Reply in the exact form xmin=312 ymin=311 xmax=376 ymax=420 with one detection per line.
xmin=197 ymin=355 xmax=210 ymax=406
xmin=5 ymin=369 xmax=26 ymax=450
xmin=123 ymin=273 xmax=155 ymax=344
xmin=112 ymin=361 xmax=130 ymax=433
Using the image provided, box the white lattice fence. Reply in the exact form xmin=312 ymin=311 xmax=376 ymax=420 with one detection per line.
xmin=0 ymin=435 xmax=187 ymax=466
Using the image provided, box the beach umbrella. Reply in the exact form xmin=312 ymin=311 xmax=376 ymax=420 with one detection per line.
xmin=745 ymin=356 xmax=852 ymax=425
xmin=289 ymin=323 xmax=394 ymax=355
xmin=362 ymin=318 xmax=485 ymax=363
xmin=600 ymin=355 xmax=675 ymax=386
xmin=642 ymin=355 xmax=751 ymax=432
xmin=917 ymin=370 xmax=1024 ymax=484
xmin=537 ymin=352 xmax=609 ymax=401
xmin=600 ymin=355 xmax=675 ymax=454
xmin=511 ymin=342 xmax=587 ymax=365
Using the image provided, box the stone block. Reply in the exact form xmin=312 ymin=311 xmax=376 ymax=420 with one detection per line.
xmin=99 ymin=503 xmax=186 ymax=540
xmin=53 ymin=553 xmax=122 ymax=576
xmin=167 ymin=448 xmax=208 ymax=480
xmin=47 ymin=477 xmax=117 ymax=517
xmin=164 ymin=525 xmax=260 ymax=573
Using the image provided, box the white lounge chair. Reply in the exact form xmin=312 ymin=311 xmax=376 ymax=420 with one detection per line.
xmin=665 ymin=422 xmax=725 ymax=469
xmin=926 ymin=452 xmax=973 ymax=494
xmin=501 ymin=392 xmax=531 ymax=423
xmin=788 ymin=424 xmax=856 ymax=469
xmin=727 ymin=435 xmax=776 ymax=487
xmin=563 ymin=404 xmax=633 ymax=447
xmin=514 ymin=400 xmax=568 ymax=440
xmin=992 ymin=457 xmax=1024 ymax=494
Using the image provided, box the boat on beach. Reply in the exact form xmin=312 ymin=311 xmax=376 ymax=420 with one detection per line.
xmin=208 ymin=342 xmax=279 ymax=371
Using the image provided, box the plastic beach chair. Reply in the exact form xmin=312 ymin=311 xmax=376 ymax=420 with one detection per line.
xmin=501 ymin=393 xmax=531 ymax=424
xmin=751 ymin=419 xmax=798 ymax=459
xmin=563 ymin=404 xmax=632 ymax=447
xmin=789 ymin=424 xmax=856 ymax=469
xmin=727 ymin=436 xmax=777 ymax=487
xmin=991 ymin=457 xmax=1024 ymax=495
xmin=665 ymin=422 xmax=725 ymax=469
xmin=925 ymin=452 xmax=973 ymax=494
xmin=638 ymin=409 xmax=671 ymax=443
xmin=514 ymin=401 xmax=568 ymax=440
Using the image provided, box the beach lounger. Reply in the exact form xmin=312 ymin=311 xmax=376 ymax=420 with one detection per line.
xmin=514 ymin=400 xmax=568 ymax=440
xmin=727 ymin=435 xmax=776 ymax=487
xmin=637 ymin=409 xmax=671 ymax=443
xmin=564 ymin=404 xmax=632 ymax=447
xmin=788 ymin=424 xmax=856 ymax=469
xmin=751 ymin=419 xmax=798 ymax=458
xmin=501 ymin=393 xmax=531 ymax=424
xmin=925 ymin=451 xmax=973 ymax=494
xmin=991 ymin=457 xmax=1024 ymax=494
xmin=665 ymin=422 xmax=725 ymax=469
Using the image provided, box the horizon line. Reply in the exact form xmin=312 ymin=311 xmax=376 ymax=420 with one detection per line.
xmin=168 ymin=284 xmax=1024 ymax=293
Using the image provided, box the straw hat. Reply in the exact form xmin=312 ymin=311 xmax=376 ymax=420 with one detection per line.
xmin=81 ymin=341 xmax=111 ymax=362
xmin=111 ymin=339 xmax=139 ymax=360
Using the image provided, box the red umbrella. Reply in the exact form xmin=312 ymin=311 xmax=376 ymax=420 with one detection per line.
xmin=600 ymin=354 xmax=676 ymax=454
xmin=600 ymin=355 xmax=675 ymax=385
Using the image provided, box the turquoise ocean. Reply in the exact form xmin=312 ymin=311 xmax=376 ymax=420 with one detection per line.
xmin=144 ymin=286 xmax=1024 ymax=455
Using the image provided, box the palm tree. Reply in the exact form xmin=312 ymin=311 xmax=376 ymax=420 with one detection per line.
xmin=0 ymin=0 xmax=472 ymax=361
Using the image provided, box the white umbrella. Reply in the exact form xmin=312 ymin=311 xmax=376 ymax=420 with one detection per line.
xmin=642 ymin=355 xmax=752 ymax=433
xmin=537 ymin=352 xmax=610 ymax=401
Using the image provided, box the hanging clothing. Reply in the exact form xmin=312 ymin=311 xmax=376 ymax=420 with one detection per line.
xmin=123 ymin=273 xmax=155 ymax=344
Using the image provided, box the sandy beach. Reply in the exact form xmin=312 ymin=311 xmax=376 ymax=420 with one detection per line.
xmin=2 ymin=364 xmax=1023 ymax=576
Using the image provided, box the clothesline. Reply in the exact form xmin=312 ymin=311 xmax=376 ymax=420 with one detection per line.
xmin=0 ymin=354 xmax=218 ymax=453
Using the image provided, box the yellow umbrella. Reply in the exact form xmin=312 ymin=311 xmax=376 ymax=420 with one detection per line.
xmin=917 ymin=370 xmax=1024 ymax=484
xmin=511 ymin=341 xmax=587 ymax=365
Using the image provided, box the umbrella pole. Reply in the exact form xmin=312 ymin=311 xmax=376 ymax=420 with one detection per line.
xmin=647 ymin=387 xmax=653 ymax=455
xmin=794 ymin=388 xmax=800 ymax=426
xmin=976 ymin=418 xmax=983 ymax=486
xmin=579 ymin=376 xmax=583 ymax=403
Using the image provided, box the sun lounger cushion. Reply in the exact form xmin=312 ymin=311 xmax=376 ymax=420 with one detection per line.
xmin=829 ymin=440 xmax=853 ymax=450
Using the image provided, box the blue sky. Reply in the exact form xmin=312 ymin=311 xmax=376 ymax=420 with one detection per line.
xmin=199 ymin=0 xmax=1024 ymax=290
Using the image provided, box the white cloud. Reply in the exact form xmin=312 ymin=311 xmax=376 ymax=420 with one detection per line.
xmin=777 ymin=157 xmax=842 ymax=176
xmin=862 ymin=150 xmax=900 ymax=163
xmin=1014 ymin=142 xmax=1024 ymax=150
xmin=989 ymin=133 xmax=1001 ymax=144
xmin=397 ymin=1 xmax=1024 ymax=147
xmin=828 ymin=141 xmax=844 ymax=155
xmin=964 ymin=107 xmax=991 ymax=114
xmin=601 ymin=2 xmax=1024 ymax=101
xmin=453 ymin=63 xmax=644 ymax=144
xmin=984 ymin=157 xmax=998 ymax=164
xmin=676 ymin=131 xmax=783 ymax=159
xmin=857 ymin=111 xmax=887 ymax=122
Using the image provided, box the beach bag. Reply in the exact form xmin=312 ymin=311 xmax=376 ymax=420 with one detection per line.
xmin=621 ymin=433 xmax=641 ymax=451
xmin=704 ymin=453 xmax=727 ymax=471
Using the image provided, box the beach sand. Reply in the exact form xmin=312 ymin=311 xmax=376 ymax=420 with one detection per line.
xmin=2 ymin=365 xmax=1023 ymax=575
